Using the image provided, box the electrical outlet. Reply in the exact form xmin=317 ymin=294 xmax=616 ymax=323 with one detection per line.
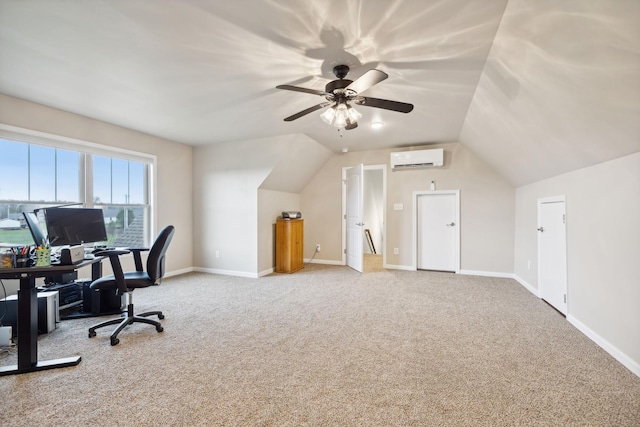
xmin=527 ymin=260 xmax=531 ymax=270
xmin=393 ymin=248 xmax=399 ymax=255
xmin=315 ymin=244 xmax=321 ymax=252
xmin=215 ymin=250 xmax=220 ymax=258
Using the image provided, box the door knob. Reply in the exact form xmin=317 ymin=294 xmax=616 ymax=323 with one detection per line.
xmin=356 ymin=222 xmax=364 ymax=226
xmin=446 ymin=222 xmax=455 ymax=227
xmin=537 ymin=227 xmax=544 ymax=232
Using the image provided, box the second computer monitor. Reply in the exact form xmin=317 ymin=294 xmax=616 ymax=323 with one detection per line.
xmin=23 ymin=212 xmax=47 ymax=247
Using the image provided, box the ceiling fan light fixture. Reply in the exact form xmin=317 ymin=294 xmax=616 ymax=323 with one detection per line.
xmin=320 ymin=106 xmax=336 ymax=125
xmin=322 ymin=103 xmax=361 ymax=129
xmin=333 ymin=103 xmax=348 ymax=128
xmin=347 ymin=105 xmax=362 ymax=123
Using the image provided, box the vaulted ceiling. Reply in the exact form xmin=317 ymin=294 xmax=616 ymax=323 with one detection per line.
xmin=0 ymin=0 xmax=638 ymax=186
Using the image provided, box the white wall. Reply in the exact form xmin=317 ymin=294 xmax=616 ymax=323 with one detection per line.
xmin=192 ymin=134 xmax=331 ymax=277
xmin=301 ymin=143 xmax=515 ymax=274
xmin=193 ymin=139 xmax=273 ymax=276
xmin=514 ymin=152 xmax=640 ymax=375
xmin=0 ymin=94 xmax=194 ymax=290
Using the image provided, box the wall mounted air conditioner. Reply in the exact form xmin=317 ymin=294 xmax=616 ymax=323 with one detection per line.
xmin=390 ymin=148 xmax=444 ymax=170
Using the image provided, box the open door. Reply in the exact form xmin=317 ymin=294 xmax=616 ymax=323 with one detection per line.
xmin=346 ymin=164 xmax=364 ymax=272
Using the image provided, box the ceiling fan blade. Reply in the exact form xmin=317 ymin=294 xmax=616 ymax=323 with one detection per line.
xmin=345 ymin=69 xmax=388 ymax=94
xmin=276 ymin=84 xmax=328 ymax=96
xmin=356 ymin=96 xmax=414 ymax=113
xmin=283 ymin=102 xmax=331 ymax=121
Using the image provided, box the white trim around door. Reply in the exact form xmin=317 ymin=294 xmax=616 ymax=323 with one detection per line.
xmin=413 ymin=190 xmax=460 ymax=273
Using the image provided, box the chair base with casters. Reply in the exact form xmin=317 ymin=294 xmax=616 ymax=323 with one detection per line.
xmin=88 ymin=291 xmax=165 ymax=346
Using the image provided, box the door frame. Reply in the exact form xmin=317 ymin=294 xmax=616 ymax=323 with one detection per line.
xmin=537 ymin=195 xmax=568 ymax=315
xmin=413 ymin=190 xmax=460 ymax=272
xmin=342 ymin=164 xmax=387 ymax=267
xmin=345 ymin=164 xmax=364 ymax=272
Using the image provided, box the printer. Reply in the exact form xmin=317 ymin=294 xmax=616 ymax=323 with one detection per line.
xmin=281 ymin=211 xmax=302 ymax=219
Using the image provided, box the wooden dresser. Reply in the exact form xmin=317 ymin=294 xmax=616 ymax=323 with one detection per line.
xmin=275 ymin=218 xmax=304 ymax=273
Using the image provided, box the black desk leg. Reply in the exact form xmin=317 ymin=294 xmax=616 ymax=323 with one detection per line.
xmin=0 ymin=276 xmax=81 ymax=376
xmin=91 ymin=260 xmax=103 ymax=315
xmin=17 ymin=282 xmax=38 ymax=368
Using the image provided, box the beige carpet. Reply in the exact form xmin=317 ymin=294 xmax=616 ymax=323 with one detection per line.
xmin=1 ymin=265 xmax=639 ymax=426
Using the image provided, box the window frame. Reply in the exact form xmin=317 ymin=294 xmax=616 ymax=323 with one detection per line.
xmin=0 ymin=124 xmax=156 ymax=247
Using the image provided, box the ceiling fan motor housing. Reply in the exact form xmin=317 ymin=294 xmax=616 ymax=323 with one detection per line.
xmin=333 ymin=64 xmax=350 ymax=79
xmin=325 ymin=79 xmax=353 ymax=94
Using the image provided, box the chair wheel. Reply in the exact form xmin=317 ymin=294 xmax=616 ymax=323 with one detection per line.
xmin=158 ymin=314 xmax=165 ymax=319
xmin=110 ymin=337 xmax=120 ymax=346
xmin=156 ymin=326 xmax=164 ymax=333
xmin=88 ymin=330 xmax=96 ymax=338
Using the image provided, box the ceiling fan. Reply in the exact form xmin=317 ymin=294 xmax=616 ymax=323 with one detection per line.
xmin=276 ymin=65 xmax=414 ymax=130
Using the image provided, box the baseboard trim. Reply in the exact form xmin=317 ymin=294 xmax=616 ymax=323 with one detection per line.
xmin=513 ymin=274 xmax=540 ymax=297
xmin=383 ymin=264 xmax=415 ymax=271
xmin=192 ymin=267 xmax=259 ymax=279
xmin=306 ymin=259 xmax=343 ymax=266
xmin=258 ymin=267 xmax=274 ymax=277
xmin=458 ymin=269 xmax=513 ymax=279
xmin=567 ymin=314 xmax=640 ymax=378
xmin=165 ymin=267 xmax=194 ymax=278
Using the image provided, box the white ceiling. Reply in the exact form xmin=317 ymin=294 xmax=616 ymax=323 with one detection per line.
xmin=1 ymin=0 xmax=639 ymax=186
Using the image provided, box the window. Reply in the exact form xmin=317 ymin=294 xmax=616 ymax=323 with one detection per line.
xmin=0 ymin=137 xmax=152 ymax=248
xmin=92 ymin=155 xmax=149 ymax=248
xmin=0 ymin=139 xmax=80 ymax=203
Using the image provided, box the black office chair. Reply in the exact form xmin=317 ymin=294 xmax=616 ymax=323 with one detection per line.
xmin=88 ymin=225 xmax=175 ymax=346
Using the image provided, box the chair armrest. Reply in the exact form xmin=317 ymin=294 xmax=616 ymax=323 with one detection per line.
xmin=128 ymin=247 xmax=150 ymax=272
xmin=93 ymin=249 xmax=131 ymax=295
xmin=94 ymin=249 xmax=131 ymax=258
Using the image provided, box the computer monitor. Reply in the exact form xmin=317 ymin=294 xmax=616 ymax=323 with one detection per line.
xmin=44 ymin=208 xmax=108 ymax=247
xmin=23 ymin=212 xmax=47 ymax=247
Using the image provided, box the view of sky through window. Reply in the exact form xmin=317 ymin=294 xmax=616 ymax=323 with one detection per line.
xmin=0 ymin=140 xmax=80 ymax=202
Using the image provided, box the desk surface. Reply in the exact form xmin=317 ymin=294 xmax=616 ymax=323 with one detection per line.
xmin=0 ymin=258 xmax=103 ymax=279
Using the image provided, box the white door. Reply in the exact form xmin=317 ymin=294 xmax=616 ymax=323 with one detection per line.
xmin=346 ymin=164 xmax=364 ymax=272
xmin=538 ymin=197 xmax=567 ymax=315
xmin=416 ymin=192 xmax=458 ymax=272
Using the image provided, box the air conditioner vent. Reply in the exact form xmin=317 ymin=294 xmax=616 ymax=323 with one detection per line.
xmin=390 ymin=148 xmax=444 ymax=170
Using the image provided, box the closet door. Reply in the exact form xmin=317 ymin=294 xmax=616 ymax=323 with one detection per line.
xmin=416 ymin=192 xmax=458 ymax=272
xmin=538 ymin=197 xmax=567 ymax=314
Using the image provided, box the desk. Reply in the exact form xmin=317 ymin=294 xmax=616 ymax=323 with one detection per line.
xmin=0 ymin=258 xmax=103 ymax=376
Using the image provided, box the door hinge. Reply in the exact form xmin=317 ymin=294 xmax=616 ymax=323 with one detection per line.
xmin=564 ymin=294 xmax=567 ymax=303
xmin=563 ymin=214 xmax=566 ymax=224
xmin=344 ymin=248 xmax=346 ymax=254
